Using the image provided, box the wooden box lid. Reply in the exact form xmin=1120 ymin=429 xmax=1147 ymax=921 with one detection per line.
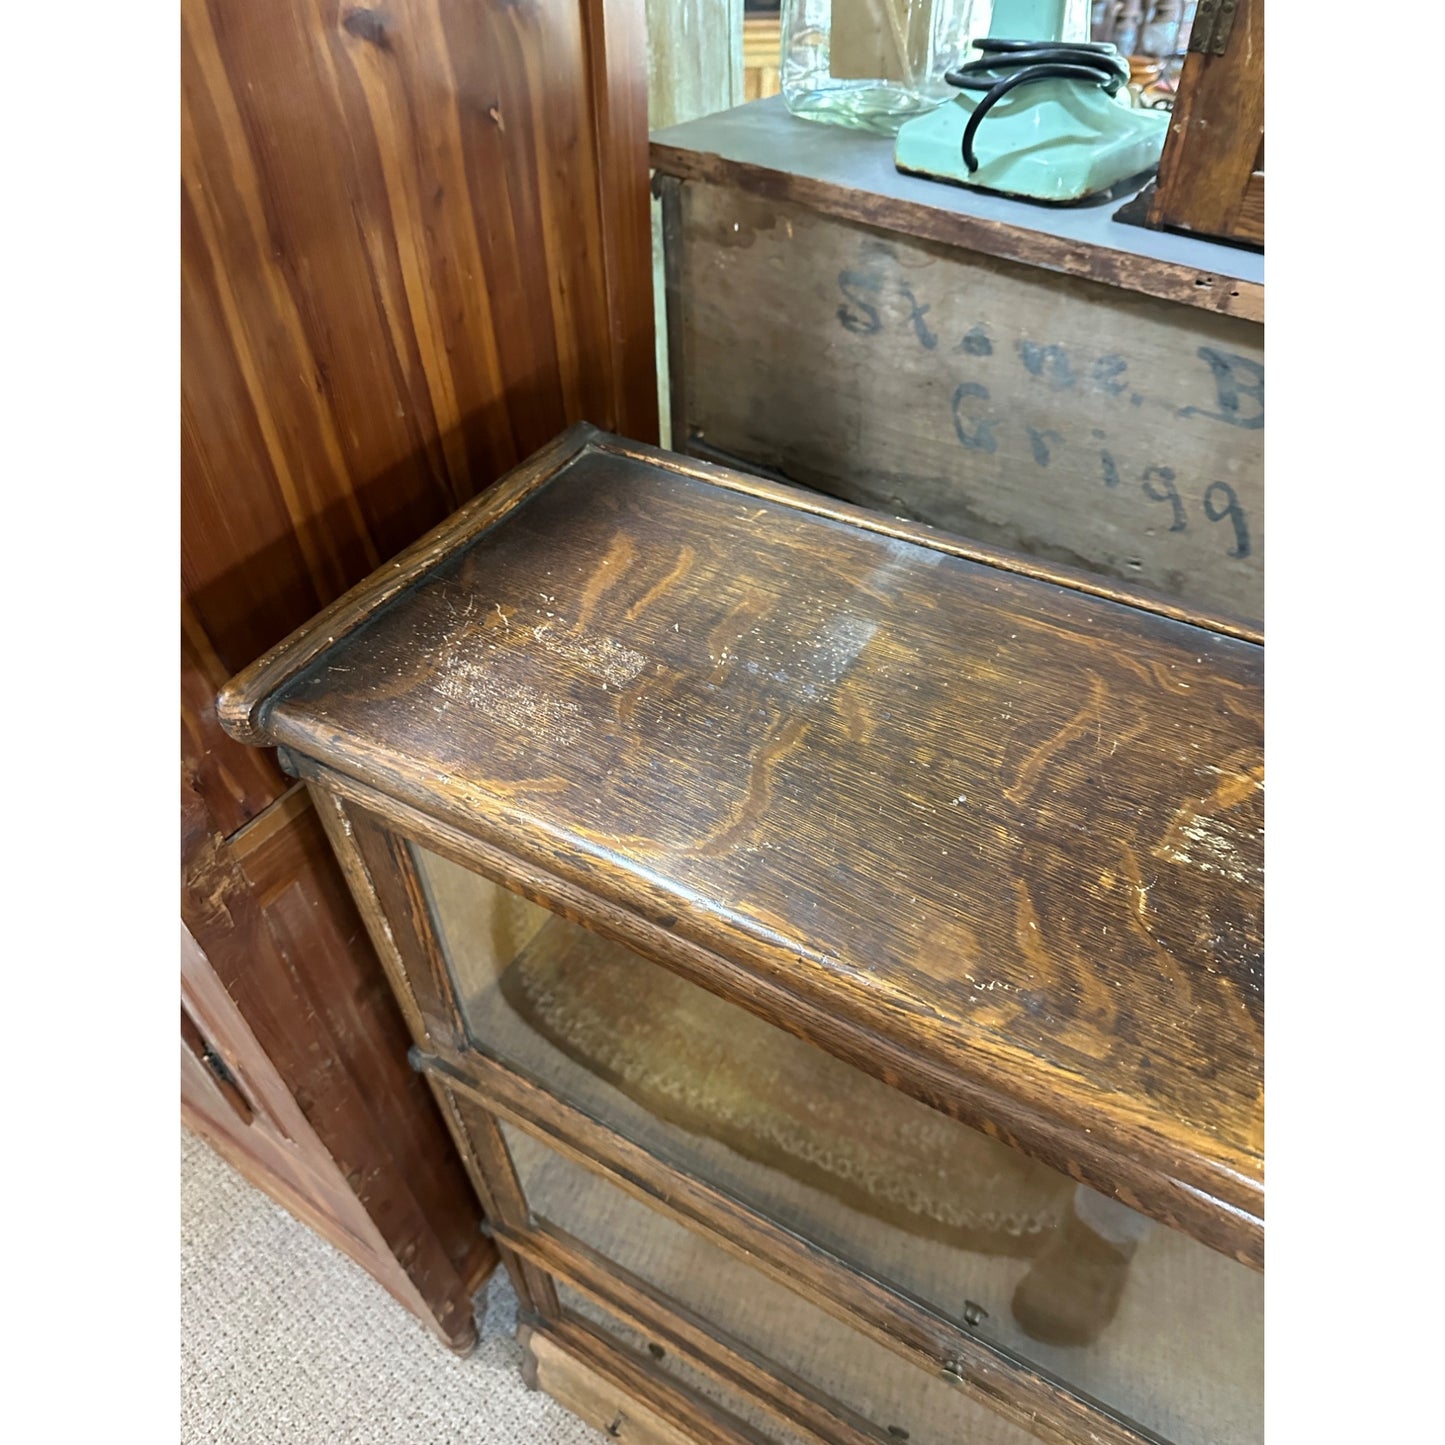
xmin=220 ymin=425 xmax=1263 ymax=1266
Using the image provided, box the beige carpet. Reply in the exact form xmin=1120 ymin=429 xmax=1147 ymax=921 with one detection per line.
xmin=180 ymin=1127 xmax=596 ymax=1444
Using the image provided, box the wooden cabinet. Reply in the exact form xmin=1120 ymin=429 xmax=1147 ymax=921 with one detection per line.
xmin=181 ymin=920 xmax=498 ymax=1348
xmin=217 ymin=426 xmax=1263 ymax=1444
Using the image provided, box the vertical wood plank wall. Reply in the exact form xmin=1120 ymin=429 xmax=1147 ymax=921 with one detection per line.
xmin=181 ymin=0 xmax=656 ymax=1344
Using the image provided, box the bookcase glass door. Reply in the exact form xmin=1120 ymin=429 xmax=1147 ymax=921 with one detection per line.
xmin=412 ymin=840 xmax=1262 ymax=1445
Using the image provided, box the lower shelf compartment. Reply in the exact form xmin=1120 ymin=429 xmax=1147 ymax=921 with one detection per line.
xmin=496 ymin=1108 xmax=1041 ymax=1445
xmin=416 ymin=837 xmax=1261 ymax=1445
xmin=554 ymin=1286 xmax=815 ymax=1445
xmin=522 ymin=1320 xmax=777 ymax=1445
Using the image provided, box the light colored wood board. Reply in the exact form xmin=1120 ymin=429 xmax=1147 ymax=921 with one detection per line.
xmin=525 ymin=1328 xmax=700 ymax=1445
xmin=646 ymin=0 xmax=744 ymax=133
xmin=674 ymin=182 xmax=1263 ymax=625
xmin=742 ymin=16 xmax=782 ymax=102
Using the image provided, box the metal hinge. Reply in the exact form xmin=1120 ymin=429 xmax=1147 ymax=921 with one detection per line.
xmin=1189 ymin=0 xmax=1240 ymax=56
xmin=201 ymin=1043 xmax=242 ymax=1093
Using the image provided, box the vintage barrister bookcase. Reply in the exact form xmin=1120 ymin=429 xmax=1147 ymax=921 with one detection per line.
xmin=219 ymin=425 xmax=1263 ymax=1445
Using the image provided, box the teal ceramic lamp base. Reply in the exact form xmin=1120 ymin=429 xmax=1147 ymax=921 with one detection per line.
xmin=893 ymin=79 xmax=1168 ymax=204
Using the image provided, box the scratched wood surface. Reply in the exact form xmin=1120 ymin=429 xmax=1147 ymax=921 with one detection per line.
xmin=667 ymin=181 xmax=1263 ymax=626
xmin=222 ymin=432 xmax=1264 ymax=1264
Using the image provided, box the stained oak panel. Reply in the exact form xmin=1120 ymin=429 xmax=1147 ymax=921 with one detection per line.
xmin=223 ymin=434 xmax=1264 ymax=1262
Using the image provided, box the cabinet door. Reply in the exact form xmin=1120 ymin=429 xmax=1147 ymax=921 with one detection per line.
xmin=408 ymin=842 xmax=1262 ymax=1445
xmin=180 ymin=922 xmax=492 ymax=1351
xmin=489 ymin=1106 xmax=1040 ymax=1445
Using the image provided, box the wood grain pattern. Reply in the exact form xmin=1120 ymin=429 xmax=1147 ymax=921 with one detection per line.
xmin=181 ymin=777 xmax=493 ymax=1349
xmin=182 ymin=925 xmax=497 ymax=1351
xmin=1232 ymin=171 xmax=1265 ymax=248
xmin=665 ymin=180 xmax=1264 ymax=625
xmin=742 ymin=17 xmax=782 ymax=102
xmin=181 ymin=0 xmax=656 ymax=1354
xmin=183 ymin=0 xmax=656 ymax=807
xmin=292 ymin=755 xmax=1251 ymax=1275
xmin=647 ymin=0 xmax=746 ymax=133
xmin=1147 ymin=0 xmax=1264 ymax=246
xmin=220 ymin=434 xmax=1263 ymax=1265
xmin=523 ymin=1322 xmax=775 ymax=1445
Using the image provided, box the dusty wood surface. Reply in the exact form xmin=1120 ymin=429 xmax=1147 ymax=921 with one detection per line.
xmin=670 ymin=182 xmax=1263 ymax=626
xmin=1147 ymin=0 xmax=1264 ymax=245
xmin=649 ymin=97 xmax=1262 ymax=322
xmin=221 ymin=432 xmax=1263 ymax=1266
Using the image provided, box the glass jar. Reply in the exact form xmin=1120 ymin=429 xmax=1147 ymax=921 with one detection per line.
xmin=781 ymin=0 xmax=988 ymax=135
xmin=781 ymin=2 xmax=1100 ymax=136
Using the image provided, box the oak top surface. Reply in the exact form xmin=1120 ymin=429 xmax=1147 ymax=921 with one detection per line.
xmin=232 ymin=431 xmax=1263 ymax=1252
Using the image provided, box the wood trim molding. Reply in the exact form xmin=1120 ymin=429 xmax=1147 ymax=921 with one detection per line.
xmin=217 ymin=423 xmax=600 ymax=745
xmin=648 ymin=144 xmax=1264 ymax=324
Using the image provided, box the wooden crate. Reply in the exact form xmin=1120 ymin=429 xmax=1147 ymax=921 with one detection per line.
xmin=653 ymin=100 xmax=1264 ymax=628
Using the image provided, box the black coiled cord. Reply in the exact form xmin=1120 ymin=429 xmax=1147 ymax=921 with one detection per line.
xmin=944 ymin=38 xmax=1130 ymax=174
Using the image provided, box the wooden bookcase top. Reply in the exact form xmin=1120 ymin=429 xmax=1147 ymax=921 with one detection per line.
xmin=221 ymin=425 xmax=1263 ymax=1266
xmin=650 ymin=96 xmax=1263 ymax=322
